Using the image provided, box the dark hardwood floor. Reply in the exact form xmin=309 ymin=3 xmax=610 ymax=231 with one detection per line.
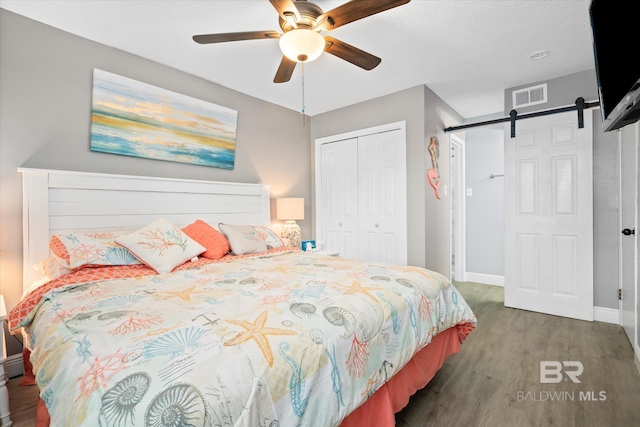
xmin=6 ymin=282 xmax=640 ymax=426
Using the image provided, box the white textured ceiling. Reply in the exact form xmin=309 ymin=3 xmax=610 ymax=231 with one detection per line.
xmin=0 ymin=0 xmax=596 ymax=119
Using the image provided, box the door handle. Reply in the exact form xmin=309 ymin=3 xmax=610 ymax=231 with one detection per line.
xmin=622 ymin=228 xmax=635 ymax=236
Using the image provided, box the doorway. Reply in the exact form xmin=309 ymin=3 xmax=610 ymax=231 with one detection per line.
xmin=619 ymin=122 xmax=638 ymax=355
xmin=450 ymin=133 xmax=466 ymax=282
xmin=455 ymin=126 xmax=505 ymax=286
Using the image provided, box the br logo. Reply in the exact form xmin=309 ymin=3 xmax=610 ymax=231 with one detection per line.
xmin=540 ymin=361 xmax=584 ymax=383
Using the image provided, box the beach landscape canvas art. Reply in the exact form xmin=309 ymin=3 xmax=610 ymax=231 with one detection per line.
xmin=90 ymin=69 xmax=238 ymax=169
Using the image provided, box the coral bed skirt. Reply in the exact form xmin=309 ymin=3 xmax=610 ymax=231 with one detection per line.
xmin=24 ymin=327 xmax=460 ymax=426
xmin=340 ymin=327 xmax=460 ymax=426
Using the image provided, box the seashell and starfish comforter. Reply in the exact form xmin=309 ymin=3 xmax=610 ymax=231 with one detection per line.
xmin=10 ymin=249 xmax=476 ymax=427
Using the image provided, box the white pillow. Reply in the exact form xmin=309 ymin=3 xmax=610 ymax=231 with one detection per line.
xmin=49 ymin=229 xmax=140 ymax=269
xmin=254 ymin=225 xmax=284 ymax=249
xmin=218 ymin=224 xmax=268 ymax=255
xmin=33 ymin=256 xmax=74 ymax=280
xmin=116 ymin=218 xmax=205 ymax=274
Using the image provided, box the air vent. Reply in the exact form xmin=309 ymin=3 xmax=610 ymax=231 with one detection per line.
xmin=512 ymin=83 xmax=548 ymax=108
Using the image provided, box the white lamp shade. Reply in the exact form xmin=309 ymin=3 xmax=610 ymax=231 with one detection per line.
xmin=279 ymin=29 xmax=325 ymax=63
xmin=276 ymin=198 xmax=305 ymax=220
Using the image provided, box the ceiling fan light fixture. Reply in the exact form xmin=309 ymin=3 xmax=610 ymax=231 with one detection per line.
xmin=279 ymin=29 xmax=325 ymax=63
xmin=283 ymin=12 xmax=298 ymax=29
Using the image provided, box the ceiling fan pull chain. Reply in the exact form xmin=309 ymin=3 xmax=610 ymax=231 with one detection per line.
xmin=301 ymin=62 xmax=306 ymax=126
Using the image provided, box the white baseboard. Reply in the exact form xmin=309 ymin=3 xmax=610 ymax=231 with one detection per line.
xmin=465 ymin=272 xmax=504 ymax=287
xmin=593 ymin=306 xmax=619 ymax=324
xmin=462 ymin=278 xmax=621 ymax=326
xmin=5 ymin=353 xmax=23 ymax=378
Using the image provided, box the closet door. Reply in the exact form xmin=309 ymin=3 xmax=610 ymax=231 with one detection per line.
xmin=357 ymin=130 xmax=407 ymax=264
xmin=320 ymin=138 xmax=359 ymax=259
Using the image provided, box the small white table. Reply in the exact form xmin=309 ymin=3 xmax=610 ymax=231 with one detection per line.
xmin=313 ymin=250 xmax=340 ymax=257
xmin=0 ymin=296 xmax=12 ymax=427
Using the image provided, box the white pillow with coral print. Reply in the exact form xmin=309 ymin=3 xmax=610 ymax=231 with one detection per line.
xmin=33 ymin=256 xmax=74 ymax=280
xmin=115 ymin=218 xmax=205 ymax=274
xmin=254 ymin=225 xmax=284 ymax=249
xmin=50 ymin=229 xmax=141 ymax=269
xmin=218 ymin=223 xmax=268 ymax=255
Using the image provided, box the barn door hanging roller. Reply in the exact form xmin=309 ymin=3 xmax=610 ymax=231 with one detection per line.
xmin=445 ymin=97 xmax=598 ymax=137
xmin=508 ymin=97 xmax=588 ymax=138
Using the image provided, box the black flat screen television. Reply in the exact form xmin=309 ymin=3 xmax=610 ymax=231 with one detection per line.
xmin=589 ymin=0 xmax=640 ymax=132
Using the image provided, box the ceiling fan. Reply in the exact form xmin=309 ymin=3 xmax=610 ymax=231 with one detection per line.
xmin=193 ymin=0 xmax=411 ymax=83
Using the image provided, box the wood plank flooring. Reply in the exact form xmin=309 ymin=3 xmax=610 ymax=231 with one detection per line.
xmin=395 ymin=282 xmax=640 ymax=426
xmin=6 ymin=282 xmax=640 ymax=426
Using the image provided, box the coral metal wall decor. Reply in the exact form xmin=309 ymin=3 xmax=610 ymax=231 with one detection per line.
xmin=90 ymin=69 xmax=238 ymax=169
xmin=426 ymin=136 xmax=441 ymax=199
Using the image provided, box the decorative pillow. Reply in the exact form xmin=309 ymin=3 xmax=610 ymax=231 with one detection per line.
xmin=50 ymin=229 xmax=141 ymax=269
xmin=218 ymin=223 xmax=268 ymax=255
xmin=24 ymin=276 xmax=53 ymax=297
xmin=33 ymin=256 xmax=74 ymax=280
xmin=115 ymin=218 xmax=206 ymax=274
xmin=182 ymin=220 xmax=230 ymax=260
xmin=254 ymin=225 xmax=284 ymax=249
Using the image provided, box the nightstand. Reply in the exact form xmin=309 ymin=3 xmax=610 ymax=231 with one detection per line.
xmin=0 ymin=296 xmax=11 ymax=427
xmin=313 ymin=250 xmax=340 ymax=257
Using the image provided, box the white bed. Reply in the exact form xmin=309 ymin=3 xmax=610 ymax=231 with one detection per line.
xmin=12 ymin=168 xmax=476 ymax=427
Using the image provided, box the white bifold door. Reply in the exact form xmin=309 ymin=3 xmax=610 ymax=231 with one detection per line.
xmin=357 ymin=131 xmax=407 ymax=263
xmin=504 ymin=111 xmax=594 ymax=321
xmin=319 ymin=138 xmax=359 ymax=260
xmin=317 ymin=124 xmax=407 ymax=265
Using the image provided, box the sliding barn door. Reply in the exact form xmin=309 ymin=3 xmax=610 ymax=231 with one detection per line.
xmin=504 ymin=111 xmax=593 ymax=320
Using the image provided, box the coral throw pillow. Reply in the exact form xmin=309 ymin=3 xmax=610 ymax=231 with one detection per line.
xmin=182 ymin=220 xmax=230 ymax=260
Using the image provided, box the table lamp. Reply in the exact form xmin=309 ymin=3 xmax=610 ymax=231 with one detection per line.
xmin=276 ymin=198 xmax=304 ymax=247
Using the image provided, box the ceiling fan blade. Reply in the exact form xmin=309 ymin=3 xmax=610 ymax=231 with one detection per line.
xmin=316 ymin=0 xmax=411 ymax=31
xmin=274 ymin=56 xmax=297 ymax=83
xmin=193 ymin=31 xmax=281 ymax=44
xmin=269 ymin=0 xmax=301 ymax=24
xmin=324 ymin=36 xmax=381 ymax=70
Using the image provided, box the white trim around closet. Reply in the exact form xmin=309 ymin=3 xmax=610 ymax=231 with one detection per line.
xmin=314 ymin=121 xmax=407 ymax=263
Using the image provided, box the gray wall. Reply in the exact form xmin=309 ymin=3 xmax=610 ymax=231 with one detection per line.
xmin=465 ymin=127 xmax=504 ymax=276
xmin=504 ymin=70 xmax=620 ymax=309
xmin=504 ymin=70 xmax=599 ymax=115
xmin=0 ymin=10 xmax=312 ymax=329
xmin=310 ymin=86 xmax=463 ymax=273
xmin=423 ymin=87 xmax=465 ymax=276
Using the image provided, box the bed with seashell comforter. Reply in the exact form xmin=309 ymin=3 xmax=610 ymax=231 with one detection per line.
xmin=10 ymin=169 xmax=476 ymax=426
xmin=10 ymin=248 xmax=476 ymax=427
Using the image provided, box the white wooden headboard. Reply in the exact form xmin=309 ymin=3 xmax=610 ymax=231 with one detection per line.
xmin=19 ymin=168 xmax=271 ymax=291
